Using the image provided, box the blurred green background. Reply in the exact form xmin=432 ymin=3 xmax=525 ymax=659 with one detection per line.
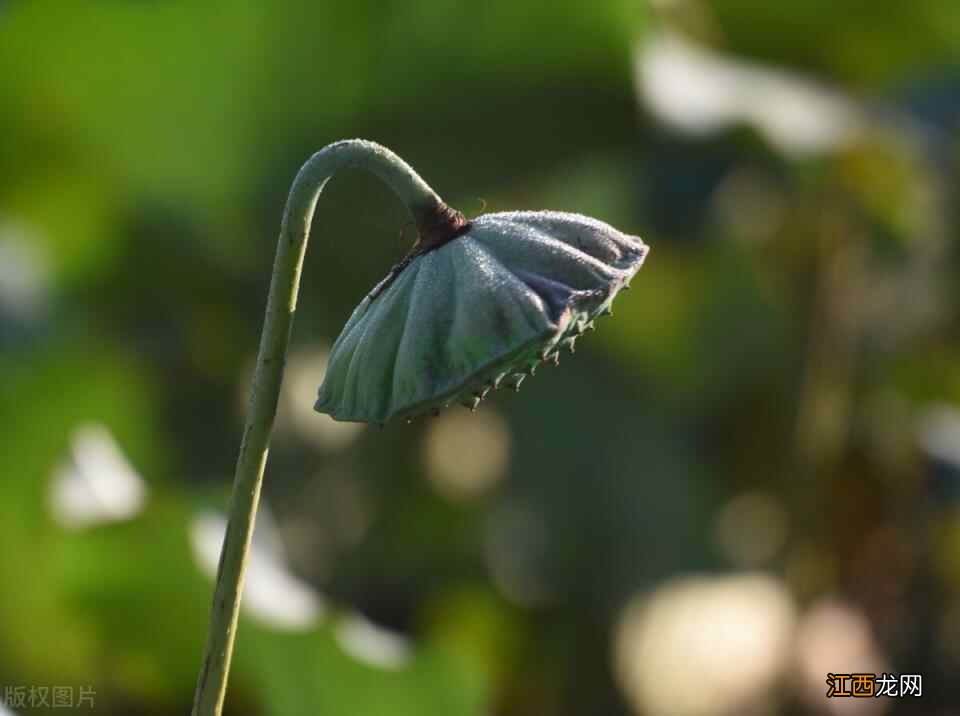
xmin=2 ymin=1 xmax=960 ymax=714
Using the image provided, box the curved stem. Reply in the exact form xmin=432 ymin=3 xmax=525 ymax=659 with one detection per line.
xmin=191 ymin=139 xmax=454 ymax=716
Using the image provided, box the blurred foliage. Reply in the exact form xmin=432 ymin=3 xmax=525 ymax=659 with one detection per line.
xmin=2 ymin=0 xmax=960 ymax=714
xmin=710 ymin=0 xmax=960 ymax=90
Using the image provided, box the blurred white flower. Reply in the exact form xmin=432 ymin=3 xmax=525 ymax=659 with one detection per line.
xmin=614 ymin=573 xmax=796 ymax=716
xmin=190 ymin=507 xmax=325 ymax=630
xmin=49 ymin=423 xmax=147 ymax=529
xmin=334 ymin=613 xmax=412 ymax=670
xmin=192 ymin=507 xmax=412 ymax=667
xmin=424 ymin=408 xmax=511 ymax=502
xmin=794 ymin=599 xmax=889 ymax=715
xmin=636 ymin=31 xmax=863 ymax=157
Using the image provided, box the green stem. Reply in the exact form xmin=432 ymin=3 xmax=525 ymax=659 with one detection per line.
xmin=191 ymin=139 xmax=453 ymax=716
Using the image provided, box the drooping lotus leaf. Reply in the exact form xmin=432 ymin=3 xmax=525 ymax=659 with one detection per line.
xmin=315 ymin=211 xmax=649 ymax=424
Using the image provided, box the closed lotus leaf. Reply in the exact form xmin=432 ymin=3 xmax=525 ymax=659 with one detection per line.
xmin=315 ymin=211 xmax=649 ymax=424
